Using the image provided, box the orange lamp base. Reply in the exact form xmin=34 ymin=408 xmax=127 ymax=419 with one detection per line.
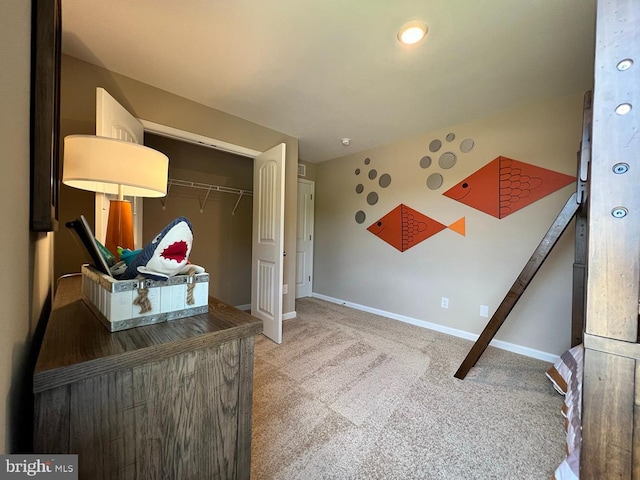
xmin=105 ymin=200 xmax=134 ymax=260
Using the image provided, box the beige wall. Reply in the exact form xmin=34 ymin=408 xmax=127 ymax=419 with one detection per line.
xmin=144 ymin=134 xmax=253 ymax=307
xmin=315 ymin=94 xmax=584 ymax=357
xmin=1 ymin=1 xmax=53 ymax=452
xmin=57 ymin=55 xmax=299 ymax=316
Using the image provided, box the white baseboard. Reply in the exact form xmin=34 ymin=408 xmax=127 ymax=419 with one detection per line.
xmin=311 ymin=292 xmax=559 ymax=363
xmin=234 ymin=304 xmax=296 ymax=321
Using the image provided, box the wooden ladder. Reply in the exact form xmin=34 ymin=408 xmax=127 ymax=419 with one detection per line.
xmin=454 ymin=193 xmax=580 ymax=379
xmin=454 ymin=91 xmax=592 ymax=380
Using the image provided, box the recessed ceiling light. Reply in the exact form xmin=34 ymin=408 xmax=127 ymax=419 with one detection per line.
xmin=397 ymin=21 xmax=428 ymax=45
xmin=341 ymin=138 xmax=351 ymax=146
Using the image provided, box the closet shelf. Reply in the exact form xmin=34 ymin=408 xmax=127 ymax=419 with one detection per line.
xmin=163 ymin=178 xmax=253 ymax=215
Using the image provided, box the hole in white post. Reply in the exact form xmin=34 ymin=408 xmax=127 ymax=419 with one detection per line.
xmin=615 ymin=103 xmax=632 ymax=115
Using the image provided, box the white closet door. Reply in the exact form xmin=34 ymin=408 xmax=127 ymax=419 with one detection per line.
xmin=251 ymin=143 xmax=285 ymax=343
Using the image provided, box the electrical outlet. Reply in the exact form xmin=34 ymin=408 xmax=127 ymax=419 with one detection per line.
xmin=441 ymin=297 xmax=449 ymax=309
xmin=480 ymin=305 xmax=489 ymax=317
xmin=283 ymin=284 xmax=288 ymax=294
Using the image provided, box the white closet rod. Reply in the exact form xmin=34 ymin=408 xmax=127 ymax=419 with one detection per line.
xmin=167 ymin=178 xmax=253 ymax=196
xmin=162 ymin=178 xmax=253 ymax=215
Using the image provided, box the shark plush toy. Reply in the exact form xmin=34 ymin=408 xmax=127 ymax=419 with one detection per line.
xmin=119 ymin=216 xmax=196 ymax=280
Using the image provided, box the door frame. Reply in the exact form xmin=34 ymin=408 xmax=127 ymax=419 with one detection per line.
xmin=140 ymin=120 xmax=261 ymax=158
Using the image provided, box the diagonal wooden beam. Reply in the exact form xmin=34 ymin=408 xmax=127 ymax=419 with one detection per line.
xmin=454 ymin=192 xmax=579 ymax=379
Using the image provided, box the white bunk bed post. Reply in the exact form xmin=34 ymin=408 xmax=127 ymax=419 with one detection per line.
xmin=582 ymin=0 xmax=640 ymax=477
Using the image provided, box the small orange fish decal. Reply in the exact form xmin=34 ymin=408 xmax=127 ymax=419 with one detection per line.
xmin=443 ymin=156 xmax=575 ymax=219
xmin=367 ymin=204 xmax=465 ymax=252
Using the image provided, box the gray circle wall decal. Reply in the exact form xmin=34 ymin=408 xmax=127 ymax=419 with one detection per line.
xmin=439 ymin=152 xmax=457 ymax=169
xmin=427 ymin=173 xmax=444 ymax=190
xmin=460 ymin=138 xmax=475 ymax=153
xmin=421 ymin=132 xmax=476 ymax=191
xmin=353 ymin=156 xmax=392 ymax=225
xmin=379 ymin=173 xmax=391 ymax=188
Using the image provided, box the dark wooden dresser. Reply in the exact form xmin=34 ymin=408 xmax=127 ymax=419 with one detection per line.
xmin=33 ymin=275 xmax=262 ymax=480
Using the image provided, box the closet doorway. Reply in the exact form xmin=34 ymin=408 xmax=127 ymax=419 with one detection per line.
xmin=94 ymin=89 xmax=285 ymax=343
xmin=142 ymin=120 xmax=286 ymax=343
xmin=143 ymin=133 xmax=254 ymax=309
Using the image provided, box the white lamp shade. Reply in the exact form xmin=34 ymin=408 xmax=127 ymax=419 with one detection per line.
xmin=62 ymin=134 xmax=169 ymax=197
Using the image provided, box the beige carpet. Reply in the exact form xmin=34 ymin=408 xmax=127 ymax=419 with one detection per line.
xmin=251 ymin=298 xmax=565 ymax=480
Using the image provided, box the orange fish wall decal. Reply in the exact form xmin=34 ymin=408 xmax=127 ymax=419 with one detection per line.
xmin=367 ymin=204 xmax=465 ymax=252
xmin=443 ymin=156 xmax=575 ymax=219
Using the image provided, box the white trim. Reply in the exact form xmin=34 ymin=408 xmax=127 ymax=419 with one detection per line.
xmin=311 ymin=292 xmax=559 ymax=363
xmin=235 ymin=303 xmax=251 ymax=311
xmin=283 ymin=311 xmax=297 ymax=320
xmin=140 ymin=119 xmax=262 ymax=158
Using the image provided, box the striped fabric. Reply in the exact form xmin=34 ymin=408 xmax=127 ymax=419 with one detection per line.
xmin=545 ymin=344 xmax=583 ymax=480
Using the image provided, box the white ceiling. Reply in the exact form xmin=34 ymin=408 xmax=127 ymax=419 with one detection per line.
xmin=61 ymin=0 xmax=596 ymax=163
